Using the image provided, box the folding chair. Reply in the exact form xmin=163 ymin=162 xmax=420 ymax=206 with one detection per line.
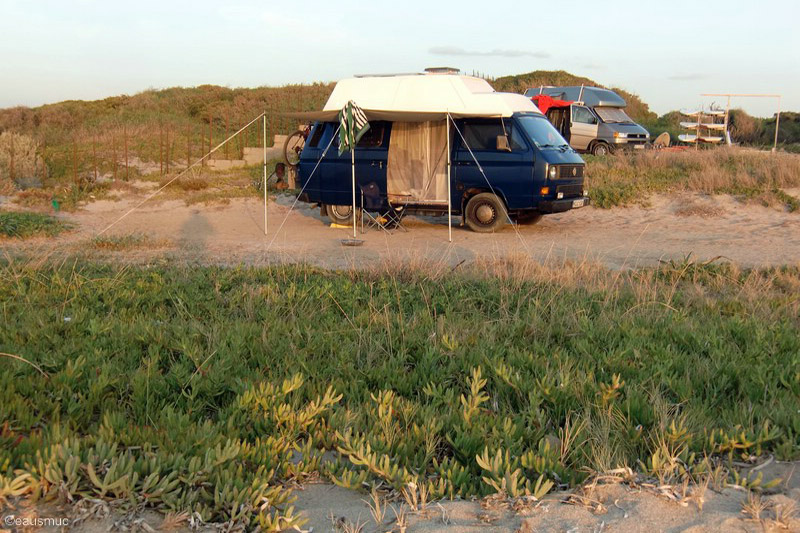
xmin=360 ymin=183 xmax=408 ymax=234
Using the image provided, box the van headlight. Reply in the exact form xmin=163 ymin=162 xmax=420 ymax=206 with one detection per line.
xmin=613 ymin=132 xmax=628 ymax=138
xmin=548 ymin=165 xmax=557 ymax=179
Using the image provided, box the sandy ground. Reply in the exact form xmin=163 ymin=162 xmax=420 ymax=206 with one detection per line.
xmin=2 ymin=465 xmax=799 ymax=532
xmin=3 ymin=184 xmax=800 ymax=269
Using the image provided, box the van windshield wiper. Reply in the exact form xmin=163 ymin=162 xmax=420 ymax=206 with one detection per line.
xmin=538 ymin=143 xmax=569 ymax=149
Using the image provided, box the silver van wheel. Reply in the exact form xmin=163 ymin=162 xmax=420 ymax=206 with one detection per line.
xmin=326 ymin=204 xmax=360 ymax=225
xmin=591 ymin=143 xmax=610 ymax=156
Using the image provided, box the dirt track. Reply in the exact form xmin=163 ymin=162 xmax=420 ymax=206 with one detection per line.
xmin=6 ymin=186 xmax=799 ymax=269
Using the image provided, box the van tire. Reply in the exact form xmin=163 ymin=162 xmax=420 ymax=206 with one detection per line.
xmin=465 ymin=193 xmax=507 ymax=233
xmin=326 ymin=204 xmax=360 ymax=225
xmin=516 ymin=212 xmax=543 ymax=225
xmin=591 ymin=142 xmax=611 ymax=156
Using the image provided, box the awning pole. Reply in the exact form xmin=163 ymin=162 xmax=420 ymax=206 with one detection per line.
xmin=268 ymin=111 xmax=270 ymax=234
xmin=351 ymin=146 xmax=357 ymax=238
xmin=446 ymin=112 xmax=452 ymax=243
xmin=773 ymin=95 xmax=781 ymax=152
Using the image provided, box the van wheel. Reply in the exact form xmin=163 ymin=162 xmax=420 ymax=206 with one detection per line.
xmin=591 ymin=142 xmax=610 ymax=156
xmin=516 ymin=212 xmax=543 ymax=225
xmin=465 ymin=193 xmax=507 ymax=233
xmin=326 ymin=204 xmax=360 ymax=225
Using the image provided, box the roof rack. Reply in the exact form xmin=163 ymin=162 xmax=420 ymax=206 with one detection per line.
xmin=424 ymin=67 xmax=461 ymax=74
xmin=353 ymin=72 xmax=423 ymax=78
xmin=353 ymin=67 xmax=462 ymax=78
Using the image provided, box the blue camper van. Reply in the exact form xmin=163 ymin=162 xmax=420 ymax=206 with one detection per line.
xmin=295 ymin=73 xmax=589 ymax=232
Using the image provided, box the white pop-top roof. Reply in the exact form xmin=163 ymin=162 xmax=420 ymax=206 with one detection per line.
xmin=313 ymin=74 xmax=541 ymax=121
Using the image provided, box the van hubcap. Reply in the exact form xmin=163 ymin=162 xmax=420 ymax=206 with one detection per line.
xmin=332 ymin=205 xmax=352 ymax=217
xmin=476 ymin=204 xmax=496 ymax=224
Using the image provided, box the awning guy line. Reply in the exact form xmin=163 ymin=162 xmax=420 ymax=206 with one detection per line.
xmin=448 ymin=114 xmax=533 ymax=254
xmin=96 ymin=112 xmax=267 ymax=237
xmin=265 ymin=124 xmax=342 ymax=252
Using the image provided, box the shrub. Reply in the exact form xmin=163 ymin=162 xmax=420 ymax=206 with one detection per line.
xmin=0 ymin=132 xmax=43 ymax=187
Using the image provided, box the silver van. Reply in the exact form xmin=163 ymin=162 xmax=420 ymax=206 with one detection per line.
xmin=524 ymin=86 xmax=650 ymax=155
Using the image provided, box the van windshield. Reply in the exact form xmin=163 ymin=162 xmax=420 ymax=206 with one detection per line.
xmin=517 ymin=115 xmax=570 ymax=149
xmin=595 ymin=107 xmax=634 ymax=124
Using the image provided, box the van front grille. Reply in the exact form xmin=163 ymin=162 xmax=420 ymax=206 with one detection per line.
xmin=557 ymin=165 xmax=584 ymax=179
xmin=556 ymin=184 xmax=584 ymax=198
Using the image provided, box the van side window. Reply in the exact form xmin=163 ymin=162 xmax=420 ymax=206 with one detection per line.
xmin=307 ymin=123 xmax=325 ymax=148
xmin=572 ymin=106 xmax=597 ymax=125
xmin=462 ymin=121 xmax=525 ymax=151
xmin=357 ymin=123 xmax=385 ymax=148
xmin=507 ymin=124 xmax=525 ymax=150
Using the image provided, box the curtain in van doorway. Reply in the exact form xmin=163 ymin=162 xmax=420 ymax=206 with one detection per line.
xmin=387 ymin=121 xmax=448 ymax=203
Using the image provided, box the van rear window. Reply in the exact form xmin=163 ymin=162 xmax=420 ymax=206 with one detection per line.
xmin=357 ymin=123 xmax=385 ymax=148
xmin=307 ymin=124 xmax=325 ymax=148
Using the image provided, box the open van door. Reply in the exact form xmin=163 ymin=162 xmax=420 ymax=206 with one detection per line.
xmin=386 ymin=121 xmax=449 ymax=205
xmin=546 ymin=108 xmax=571 ymax=142
xmin=569 ymin=105 xmax=599 ymax=151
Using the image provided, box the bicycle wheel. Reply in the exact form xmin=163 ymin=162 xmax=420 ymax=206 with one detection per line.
xmin=283 ymin=130 xmax=306 ymax=166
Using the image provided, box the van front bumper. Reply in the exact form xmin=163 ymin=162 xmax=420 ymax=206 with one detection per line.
xmin=611 ymin=139 xmax=648 ymax=150
xmin=538 ymin=196 xmax=590 ymax=213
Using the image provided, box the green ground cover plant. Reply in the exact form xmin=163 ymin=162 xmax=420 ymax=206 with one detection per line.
xmin=0 ymin=258 xmax=798 ymax=528
xmin=0 ymin=211 xmax=71 ymax=238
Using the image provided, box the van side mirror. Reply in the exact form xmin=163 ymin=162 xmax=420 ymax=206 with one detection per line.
xmin=496 ymin=135 xmax=512 ymax=152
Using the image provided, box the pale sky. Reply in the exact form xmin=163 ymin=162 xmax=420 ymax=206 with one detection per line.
xmin=1 ymin=0 xmax=797 ymax=117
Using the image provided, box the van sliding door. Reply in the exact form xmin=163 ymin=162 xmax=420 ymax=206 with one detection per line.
xmin=319 ymin=122 xmax=390 ymax=208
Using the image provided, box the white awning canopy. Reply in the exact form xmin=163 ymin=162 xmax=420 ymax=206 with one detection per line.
xmin=285 ymin=74 xmax=542 ymax=122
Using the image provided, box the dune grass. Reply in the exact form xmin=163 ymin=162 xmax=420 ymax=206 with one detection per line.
xmin=0 ymin=257 xmax=798 ymax=528
xmin=0 ymin=211 xmax=71 ymax=238
xmin=585 ymin=148 xmax=800 ymax=209
xmin=90 ymin=233 xmax=169 ymax=251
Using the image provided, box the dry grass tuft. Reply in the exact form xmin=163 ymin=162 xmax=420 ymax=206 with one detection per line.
xmin=91 ymin=233 xmax=170 ymax=251
xmin=365 ymin=490 xmax=387 ymax=526
xmin=12 ymin=187 xmax=52 ymax=207
xmin=741 ymin=491 xmax=770 ymax=522
xmin=674 ymin=201 xmax=725 ymax=218
xmin=0 ymin=132 xmax=42 ymax=186
xmin=158 ymin=511 xmax=190 ymax=530
xmin=164 ymin=176 xmax=210 ymax=191
xmin=773 ymin=500 xmax=798 ymax=530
